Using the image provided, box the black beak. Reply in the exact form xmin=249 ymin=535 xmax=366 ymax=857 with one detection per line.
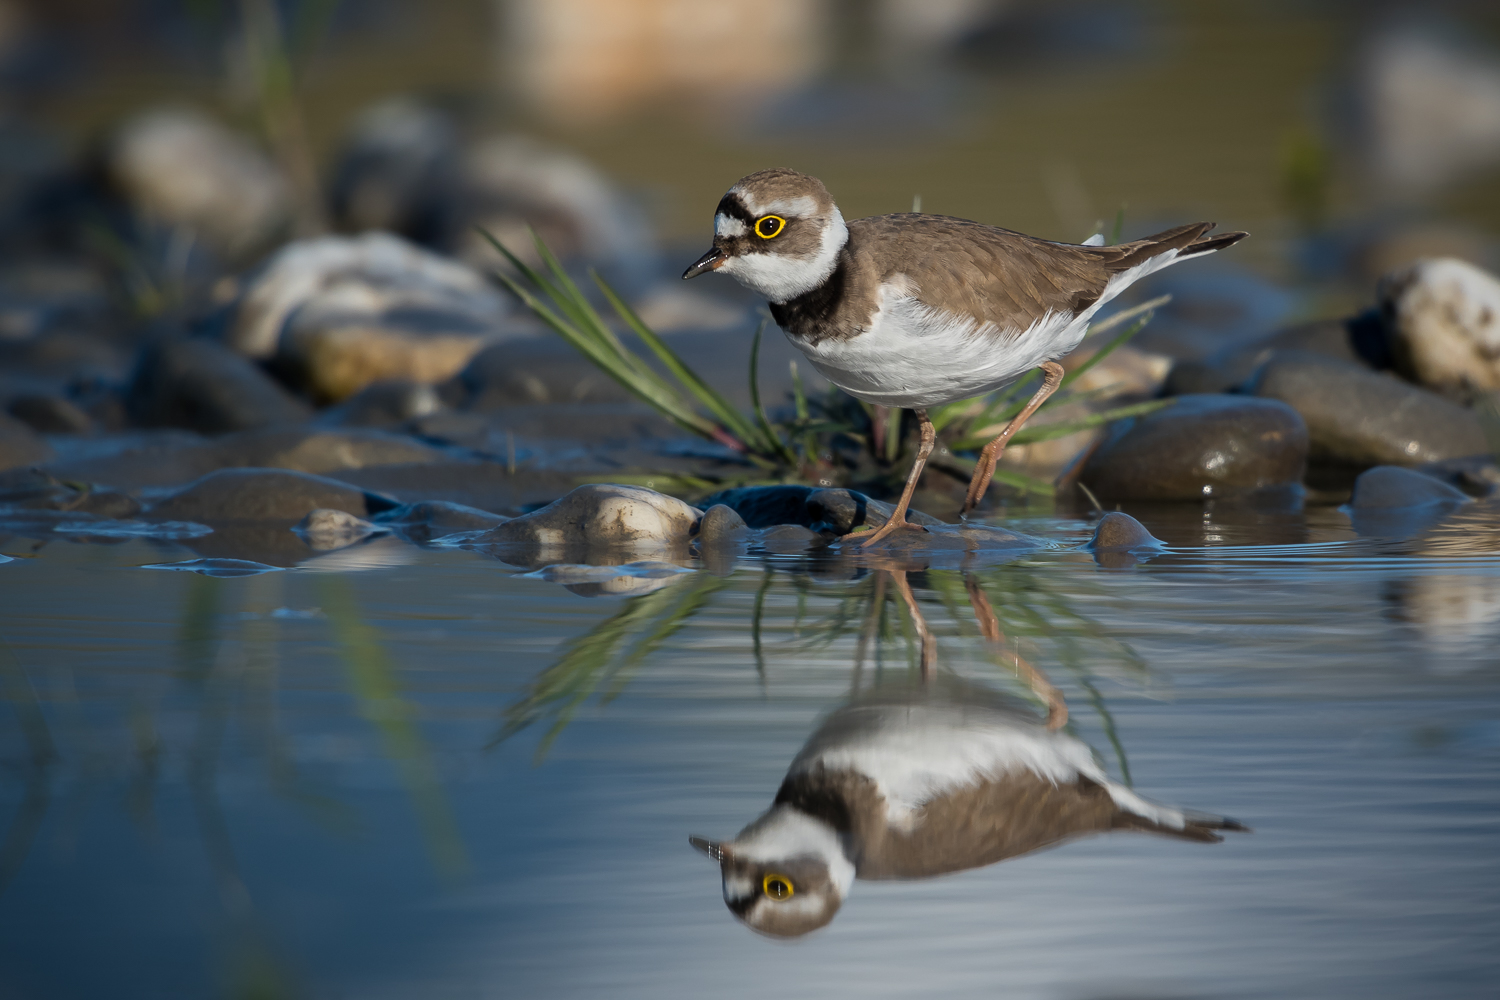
xmin=682 ymin=247 xmax=726 ymax=280
xmin=689 ymin=836 xmax=732 ymax=862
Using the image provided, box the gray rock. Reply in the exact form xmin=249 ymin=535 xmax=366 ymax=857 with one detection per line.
xmin=7 ymin=394 xmax=91 ymax=433
xmin=317 ymin=379 xmax=443 ymax=428
xmin=1083 ymin=511 xmax=1163 ymax=569
xmin=374 ymin=499 xmax=509 ymax=543
xmin=228 ymin=232 xmax=520 ymax=402
xmin=1349 ymin=466 xmax=1473 ymax=509
xmin=1416 ymin=455 xmax=1500 ymax=498
xmin=128 ymin=338 xmax=311 ymax=434
xmin=447 ymin=337 xmax=635 ymax=409
xmin=291 ymin=508 xmax=386 ymax=550
xmin=1379 ymin=257 xmax=1500 ymax=401
xmin=1086 ymin=511 xmax=1163 ymax=550
xmin=808 ymin=488 xmax=946 ymax=534
xmin=696 ymin=503 xmax=748 ymax=546
xmin=1248 ymin=351 xmax=1487 ymax=466
xmin=698 ymin=485 xmax=945 ymax=533
xmin=757 ymin=523 xmax=827 ymax=554
xmin=479 ymin=484 xmax=701 ymax=550
xmin=329 ymin=98 xmax=460 ymax=244
xmin=145 ymin=468 xmax=399 ymax=523
xmin=0 ymin=412 xmax=53 ymax=470
xmin=1078 ymin=395 xmax=1307 ymax=501
xmin=0 ymin=471 xmax=141 ymax=519
xmin=106 ymin=108 xmax=291 ymax=258
xmin=1163 ymin=317 xmax=1365 ymax=396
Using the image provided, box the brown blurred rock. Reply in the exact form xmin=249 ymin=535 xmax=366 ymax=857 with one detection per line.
xmin=1379 ymin=257 xmax=1500 ymax=402
xmin=292 ymin=508 xmax=385 ymax=550
xmin=146 ymin=468 xmax=398 ymax=523
xmin=1078 ymin=395 xmax=1307 ymax=501
xmin=1248 ymin=351 xmax=1486 ymax=466
xmin=106 ymin=108 xmax=291 ymax=258
xmin=229 ymin=232 xmax=520 ymax=402
xmin=0 ymin=411 xmax=52 ymax=470
xmin=128 ymin=338 xmax=311 ymax=434
xmin=7 ymin=394 xmax=90 ymax=433
xmin=1163 ymin=318 xmax=1366 ymax=396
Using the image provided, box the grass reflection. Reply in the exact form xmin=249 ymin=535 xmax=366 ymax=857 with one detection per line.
xmin=493 ymin=572 xmax=729 ymax=760
xmin=317 ymin=576 xmax=470 ymax=880
xmin=497 ymin=559 xmax=1148 ymax=785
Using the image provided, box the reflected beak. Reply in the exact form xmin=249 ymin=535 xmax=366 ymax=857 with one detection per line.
xmin=689 ymin=836 xmax=733 ymax=863
xmin=682 ymin=247 xmax=727 ymax=279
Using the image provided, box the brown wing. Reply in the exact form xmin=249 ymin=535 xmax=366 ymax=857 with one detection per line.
xmin=846 ymin=214 xmax=1246 ymax=332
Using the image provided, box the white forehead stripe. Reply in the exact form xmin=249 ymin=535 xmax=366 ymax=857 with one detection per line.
xmin=729 ymin=188 xmax=818 ymax=219
xmin=714 ymin=213 xmax=747 ymax=238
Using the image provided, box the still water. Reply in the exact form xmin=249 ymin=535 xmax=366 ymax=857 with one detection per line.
xmin=2 ymin=504 xmax=1499 ymax=998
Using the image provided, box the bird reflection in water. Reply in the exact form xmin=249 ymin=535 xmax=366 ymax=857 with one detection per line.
xmin=691 ymin=567 xmax=1247 ymax=938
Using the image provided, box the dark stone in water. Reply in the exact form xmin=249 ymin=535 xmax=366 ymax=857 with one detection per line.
xmin=374 ymin=499 xmax=509 ymax=543
xmin=1079 ymin=395 xmax=1308 ymax=501
xmin=757 ymin=523 xmax=827 ymax=554
xmin=0 ymin=412 xmax=53 ymax=471
xmin=1415 ymin=455 xmax=1500 ymax=499
xmin=700 ymin=485 xmax=945 ymax=533
xmin=127 ymin=338 xmax=311 ymax=435
xmin=696 ymin=504 xmax=748 ymax=546
xmin=141 ymin=557 xmax=283 ymax=578
xmin=7 ymin=395 xmax=92 ymax=434
xmin=145 ymin=468 xmax=399 ymax=523
xmin=1348 ymin=466 xmax=1473 ymax=509
xmin=1163 ymin=317 xmax=1367 ymax=397
xmin=317 ymin=379 xmax=443 ymax=429
xmin=1083 ymin=511 xmax=1164 ymax=569
xmin=1247 ymin=351 xmax=1486 ymax=466
xmin=1087 ymin=511 xmax=1163 ymax=549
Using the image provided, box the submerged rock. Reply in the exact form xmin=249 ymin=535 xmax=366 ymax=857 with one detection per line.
xmin=373 ymin=500 xmax=509 ymax=544
xmin=479 ymin=484 xmax=701 ymax=550
xmin=1082 ymin=511 xmax=1164 ymax=569
xmin=1348 ymin=466 xmax=1473 ymax=509
xmin=698 ymin=485 xmax=946 ymax=533
xmin=228 ymin=232 xmax=519 ymax=401
xmin=292 ymin=508 xmax=386 ymax=550
xmin=317 ymin=378 xmax=443 ymax=428
xmin=696 ymin=503 xmax=749 ymax=547
xmin=128 ymin=338 xmax=311 ymax=434
xmin=0 ymin=412 xmax=52 ymax=470
xmin=1248 ymin=351 xmax=1487 ymax=466
xmin=1163 ymin=317 xmax=1369 ymax=396
xmin=6 ymin=395 xmax=91 ymax=434
xmin=1416 ymin=455 xmax=1500 ymax=498
xmin=1078 ymin=395 xmax=1307 ymax=501
xmin=1380 ymin=257 xmax=1500 ymax=401
xmin=106 ymin=107 xmax=291 ymax=258
xmin=145 ymin=468 xmax=399 ymax=523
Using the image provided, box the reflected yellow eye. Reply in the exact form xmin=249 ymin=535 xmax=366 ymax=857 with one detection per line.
xmin=762 ymin=874 xmax=795 ymax=900
xmin=755 ymin=215 xmax=786 ymax=239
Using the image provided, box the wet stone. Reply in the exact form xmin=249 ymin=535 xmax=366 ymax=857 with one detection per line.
xmin=0 ymin=413 xmax=53 ymax=471
xmin=478 ymin=484 xmax=702 ymax=551
xmin=373 ymin=500 xmax=509 ymax=544
xmin=1415 ymin=455 xmax=1500 ymax=499
xmin=145 ymin=468 xmax=399 ymax=524
xmin=1087 ymin=511 xmax=1163 ymax=550
xmin=1248 ymin=351 xmax=1486 ymax=467
xmin=1348 ymin=466 xmax=1473 ymax=509
xmin=698 ymin=485 xmax=823 ymax=529
xmin=317 ymin=379 xmax=443 ymax=428
xmin=757 ymin=523 xmax=827 ymax=554
xmin=696 ymin=504 xmax=749 ymax=547
xmin=6 ymin=395 xmax=91 ymax=434
xmin=128 ymin=338 xmax=311 ymax=435
xmin=808 ymin=488 xmax=945 ymax=534
xmin=292 ymin=508 xmax=386 ymax=551
xmin=1079 ymin=395 xmax=1308 ymax=501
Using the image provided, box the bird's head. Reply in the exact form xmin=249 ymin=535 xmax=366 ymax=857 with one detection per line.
xmin=682 ymin=168 xmax=848 ymax=304
xmin=689 ymin=806 xmax=854 ymax=938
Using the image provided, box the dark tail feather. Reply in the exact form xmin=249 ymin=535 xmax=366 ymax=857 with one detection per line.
xmin=1179 ymin=229 xmax=1250 ymax=256
xmin=1106 ymin=222 xmax=1248 ymax=271
xmin=1113 ymin=809 xmax=1252 ymax=844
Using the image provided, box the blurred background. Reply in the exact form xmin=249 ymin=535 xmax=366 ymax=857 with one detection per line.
xmin=1 ymin=0 xmax=1498 ymax=313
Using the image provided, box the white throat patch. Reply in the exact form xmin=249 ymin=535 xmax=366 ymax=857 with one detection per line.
xmin=720 ymin=207 xmax=848 ymax=304
xmin=730 ymin=805 xmax=855 ymax=898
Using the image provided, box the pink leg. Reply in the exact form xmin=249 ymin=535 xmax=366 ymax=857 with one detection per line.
xmin=961 ymin=361 xmax=1065 ymax=517
xmin=848 ymin=409 xmax=936 ymax=547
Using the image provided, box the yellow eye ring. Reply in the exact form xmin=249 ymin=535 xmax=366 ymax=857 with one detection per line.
xmin=762 ymin=874 xmax=795 ymax=900
xmin=755 ymin=215 xmax=786 ymax=239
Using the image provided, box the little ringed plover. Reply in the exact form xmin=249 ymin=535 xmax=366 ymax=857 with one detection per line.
xmin=683 ymin=168 xmax=1247 ymax=544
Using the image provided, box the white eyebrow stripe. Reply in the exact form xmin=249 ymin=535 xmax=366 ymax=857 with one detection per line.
xmin=758 ymin=195 xmax=817 ymax=218
xmin=715 ymin=213 xmax=747 ymax=237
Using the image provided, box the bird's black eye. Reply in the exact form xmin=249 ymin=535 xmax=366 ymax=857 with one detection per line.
xmin=762 ymin=874 xmax=795 ymax=900
xmin=755 ymin=215 xmax=786 ymax=239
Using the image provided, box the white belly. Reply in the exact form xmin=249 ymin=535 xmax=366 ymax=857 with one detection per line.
xmin=785 ymin=256 xmax=1176 ymax=409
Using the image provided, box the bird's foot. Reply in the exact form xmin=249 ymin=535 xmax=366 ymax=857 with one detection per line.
xmin=844 ymin=517 xmax=929 ymax=547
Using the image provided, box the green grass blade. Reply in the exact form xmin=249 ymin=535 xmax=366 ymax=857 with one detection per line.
xmin=593 ymin=274 xmax=765 ymax=450
xmin=749 ymin=320 xmax=798 ymax=466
